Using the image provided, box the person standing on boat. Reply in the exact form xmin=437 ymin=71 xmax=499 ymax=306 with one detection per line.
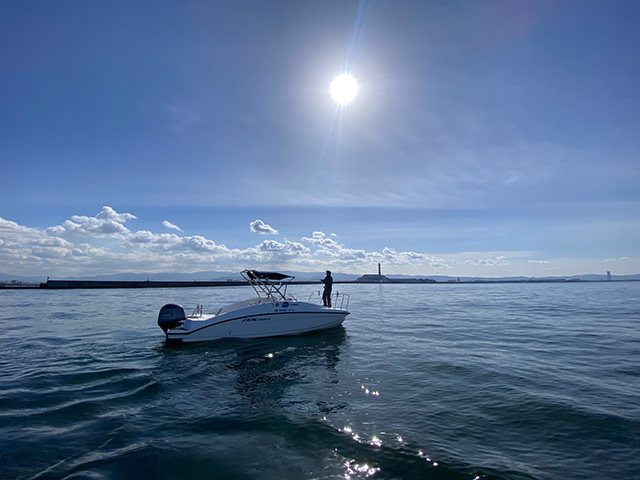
xmin=321 ymin=270 xmax=333 ymax=307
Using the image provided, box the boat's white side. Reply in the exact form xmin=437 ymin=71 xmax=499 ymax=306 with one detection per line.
xmin=165 ymin=298 xmax=349 ymax=343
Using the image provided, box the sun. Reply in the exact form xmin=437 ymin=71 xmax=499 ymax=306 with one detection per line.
xmin=330 ymin=74 xmax=359 ymax=105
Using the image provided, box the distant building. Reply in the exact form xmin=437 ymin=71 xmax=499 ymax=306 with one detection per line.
xmin=607 ymin=271 xmax=612 ymax=281
xmin=357 ymin=274 xmax=389 ymax=282
xmin=357 ymin=263 xmax=388 ymax=282
xmin=356 ymin=263 xmax=436 ymax=283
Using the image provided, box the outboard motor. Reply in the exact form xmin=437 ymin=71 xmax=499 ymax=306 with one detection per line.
xmin=158 ymin=304 xmax=186 ymax=332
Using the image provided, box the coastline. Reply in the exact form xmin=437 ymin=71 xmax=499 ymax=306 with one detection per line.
xmin=1 ymin=278 xmax=638 ymax=289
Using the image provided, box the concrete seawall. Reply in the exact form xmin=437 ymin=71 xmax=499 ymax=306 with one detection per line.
xmin=39 ymin=279 xmax=418 ymax=289
xmin=43 ymin=280 xmax=247 ymax=289
xmin=41 ymin=280 xmax=327 ymax=289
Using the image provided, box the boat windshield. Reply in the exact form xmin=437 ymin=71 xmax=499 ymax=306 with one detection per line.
xmin=241 ymin=270 xmax=295 ymax=301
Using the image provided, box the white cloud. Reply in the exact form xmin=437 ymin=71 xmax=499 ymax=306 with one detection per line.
xmin=1 ymin=208 xmax=639 ymax=278
xmin=30 ymin=246 xmax=71 ymax=259
xmin=181 ymin=235 xmax=232 ymax=254
xmin=71 ymin=243 xmax=111 ymax=258
xmin=96 ymin=206 xmax=136 ymax=222
xmin=126 ymin=230 xmax=233 ymax=255
xmin=250 ymin=219 xmax=279 ymax=235
xmin=302 ymin=231 xmax=361 ymax=258
xmin=45 ymin=225 xmax=65 ymax=235
xmin=380 ymin=247 xmax=447 ymax=268
xmin=300 ymin=233 xmax=447 ymax=269
xmin=128 ymin=230 xmax=183 ymax=246
xmin=251 ymin=239 xmax=310 ymax=256
xmin=56 ymin=206 xmax=136 ymax=237
xmin=163 ymin=220 xmax=182 ymax=232
xmin=463 ymin=256 xmax=508 ymax=267
xmin=0 ymin=215 xmax=116 ymax=276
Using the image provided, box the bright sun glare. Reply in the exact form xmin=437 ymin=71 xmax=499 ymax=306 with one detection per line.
xmin=330 ymin=74 xmax=359 ymax=105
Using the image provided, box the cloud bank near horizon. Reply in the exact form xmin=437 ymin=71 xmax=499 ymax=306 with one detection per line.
xmin=0 ymin=206 xmax=637 ymax=279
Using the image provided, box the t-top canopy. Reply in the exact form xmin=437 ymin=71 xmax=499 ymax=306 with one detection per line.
xmin=244 ymin=270 xmax=294 ymax=281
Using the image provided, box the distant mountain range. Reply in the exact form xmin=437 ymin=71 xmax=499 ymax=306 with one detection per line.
xmin=2 ymin=270 xmax=639 ymax=284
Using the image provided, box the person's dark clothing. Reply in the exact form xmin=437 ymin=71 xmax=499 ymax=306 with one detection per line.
xmin=321 ymin=273 xmax=333 ymax=307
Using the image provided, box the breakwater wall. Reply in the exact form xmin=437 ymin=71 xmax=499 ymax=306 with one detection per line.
xmin=40 ymin=280 xmax=328 ymax=289
xmin=43 ymin=280 xmax=246 ymax=289
xmin=38 ymin=279 xmax=426 ymax=289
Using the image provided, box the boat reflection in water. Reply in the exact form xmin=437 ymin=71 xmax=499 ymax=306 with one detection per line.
xmin=228 ymin=327 xmax=347 ymax=410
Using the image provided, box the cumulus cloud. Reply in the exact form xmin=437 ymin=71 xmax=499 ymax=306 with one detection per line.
xmin=163 ymin=220 xmax=182 ymax=232
xmin=55 ymin=206 xmax=137 ymax=237
xmin=300 ymin=232 xmax=445 ymax=269
xmin=253 ymin=240 xmax=309 ymax=255
xmin=126 ymin=230 xmax=233 ymax=255
xmin=128 ymin=230 xmax=182 ymax=246
xmin=4 ymin=208 xmax=632 ymax=279
xmin=181 ymin=235 xmax=232 ymax=254
xmin=463 ymin=256 xmax=508 ymax=266
xmin=30 ymin=246 xmax=71 ymax=259
xmin=96 ymin=206 xmax=136 ymax=222
xmin=0 ymin=212 xmax=515 ymax=278
xmin=0 ymin=215 xmax=114 ymax=275
xmin=71 ymin=243 xmax=111 ymax=258
xmin=45 ymin=225 xmax=65 ymax=235
xmin=381 ymin=247 xmax=447 ymax=267
xmin=250 ymin=219 xmax=279 ymax=235
xmin=302 ymin=231 xmax=364 ymax=261
xmin=301 ymin=231 xmax=341 ymax=251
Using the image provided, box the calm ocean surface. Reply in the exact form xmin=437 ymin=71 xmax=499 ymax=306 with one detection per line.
xmin=1 ymin=282 xmax=639 ymax=480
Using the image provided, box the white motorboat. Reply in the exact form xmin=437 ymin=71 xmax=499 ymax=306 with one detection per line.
xmin=157 ymin=270 xmax=350 ymax=343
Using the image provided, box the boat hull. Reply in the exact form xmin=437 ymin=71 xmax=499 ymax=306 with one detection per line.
xmin=164 ymin=301 xmax=349 ymax=343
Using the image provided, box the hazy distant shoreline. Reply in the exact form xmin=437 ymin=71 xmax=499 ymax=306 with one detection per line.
xmin=2 ymin=278 xmax=639 ymax=290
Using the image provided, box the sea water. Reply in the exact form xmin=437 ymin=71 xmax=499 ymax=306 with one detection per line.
xmin=0 ymin=282 xmax=638 ymax=480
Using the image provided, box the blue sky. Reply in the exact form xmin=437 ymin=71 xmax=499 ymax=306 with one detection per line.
xmin=1 ymin=0 xmax=639 ymax=279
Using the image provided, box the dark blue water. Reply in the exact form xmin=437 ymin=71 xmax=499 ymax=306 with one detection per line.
xmin=1 ymin=282 xmax=639 ymax=480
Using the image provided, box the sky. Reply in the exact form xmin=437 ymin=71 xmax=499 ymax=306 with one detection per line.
xmin=1 ymin=0 xmax=639 ymax=279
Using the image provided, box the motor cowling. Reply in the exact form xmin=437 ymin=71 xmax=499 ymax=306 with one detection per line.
xmin=158 ymin=304 xmax=186 ymax=332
